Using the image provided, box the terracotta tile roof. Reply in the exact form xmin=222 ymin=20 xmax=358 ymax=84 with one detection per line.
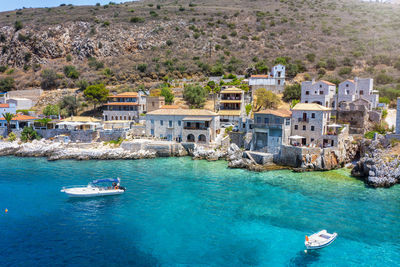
xmin=255 ymin=109 xmax=292 ymax=118
xmin=346 ymin=79 xmax=355 ymax=83
xmin=108 ymin=92 xmax=138 ymax=98
xmin=0 ymin=114 xmax=37 ymax=121
xmin=147 ymin=108 xmax=218 ymax=116
xmin=292 ymin=103 xmax=331 ymax=111
xmin=0 ymin=103 xmax=9 ymax=108
xmin=160 ymin=105 xmax=179 ymax=109
xmin=104 ymin=102 xmax=138 ymax=106
xmin=250 ymin=75 xmax=271 ymax=78
xmin=320 ymin=80 xmax=336 ymax=86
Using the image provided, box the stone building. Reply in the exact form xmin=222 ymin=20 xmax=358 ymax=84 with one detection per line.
xmin=290 ymin=103 xmax=332 ymax=146
xmin=103 ymin=92 xmax=145 ymax=122
xmin=249 ymin=64 xmax=286 ymax=94
xmin=145 ymin=108 xmax=220 ymax=144
xmin=338 ymin=78 xmax=378 ymax=109
xmin=251 ymin=109 xmax=292 ymax=153
xmin=300 ymin=80 xmax=337 ymax=108
xmin=146 ymin=96 xmax=165 ymax=113
xmin=217 ymin=87 xmax=245 ymax=123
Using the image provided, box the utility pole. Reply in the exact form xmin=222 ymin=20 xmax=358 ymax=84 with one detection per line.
xmin=209 ymin=40 xmax=212 ymax=58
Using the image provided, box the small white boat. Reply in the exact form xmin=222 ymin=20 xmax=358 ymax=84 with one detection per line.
xmin=305 ymin=230 xmax=337 ymax=250
xmin=61 ymin=178 xmax=126 ymax=197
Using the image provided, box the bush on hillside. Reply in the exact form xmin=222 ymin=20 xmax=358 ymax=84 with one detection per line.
xmin=0 ymin=77 xmax=15 ymax=91
xmin=63 ymin=65 xmax=79 ymax=79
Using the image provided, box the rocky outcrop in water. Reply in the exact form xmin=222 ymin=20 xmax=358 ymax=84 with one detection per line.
xmin=0 ymin=139 xmax=157 ymax=161
xmin=351 ymin=135 xmax=400 ymax=188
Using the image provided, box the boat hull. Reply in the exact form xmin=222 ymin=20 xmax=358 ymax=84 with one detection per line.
xmin=305 ymin=232 xmax=337 ymax=250
xmin=61 ymin=188 xmax=125 ymax=197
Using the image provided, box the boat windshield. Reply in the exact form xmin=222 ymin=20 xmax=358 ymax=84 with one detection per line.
xmin=91 ymin=178 xmax=120 ymax=185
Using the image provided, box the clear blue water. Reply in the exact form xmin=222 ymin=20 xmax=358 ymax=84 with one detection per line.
xmin=1 ymin=156 xmax=400 ymax=266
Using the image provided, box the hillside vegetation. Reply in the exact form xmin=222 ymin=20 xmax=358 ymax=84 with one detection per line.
xmin=0 ymin=0 xmax=400 ymax=94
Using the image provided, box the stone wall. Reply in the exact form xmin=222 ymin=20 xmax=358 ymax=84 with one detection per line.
xmin=277 ymin=145 xmax=322 ymax=167
xmin=99 ymin=130 xmax=127 ymax=142
xmin=229 ymin=132 xmax=245 ymax=148
xmin=337 ymin=110 xmax=367 ymax=134
xmin=121 ymin=140 xmax=187 ymax=157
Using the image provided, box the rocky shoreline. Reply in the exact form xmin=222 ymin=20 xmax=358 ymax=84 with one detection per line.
xmin=351 ymin=135 xmax=400 ymax=188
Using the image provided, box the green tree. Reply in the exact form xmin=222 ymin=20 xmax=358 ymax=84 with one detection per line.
xmin=282 ymin=83 xmax=301 ymax=102
xmin=35 ymin=118 xmax=52 ymax=128
xmin=326 ymin=58 xmax=337 ymax=70
xmin=379 ymin=97 xmax=390 ymax=105
xmin=160 ymin=87 xmax=174 ymax=104
xmin=14 ymin=21 xmax=23 ymax=31
xmin=306 ymin=53 xmax=316 ymax=62
xmin=183 ymin=84 xmax=207 ymax=108
xmin=43 ymin=104 xmax=60 ymax=116
xmin=254 ymin=88 xmax=280 ymax=110
xmin=2 ymin=112 xmax=15 ymax=135
xmin=41 ymin=69 xmax=58 ymax=89
xmin=63 ymin=65 xmax=80 ymax=79
xmin=83 ymin=84 xmax=109 ymax=109
xmin=20 ymin=126 xmax=41 ymax=142
xmin=245 ymin=103 xmax=252 ymax=116
xmin=0 ymin=77 xmax=15 ymax=91
xmin=76 ymin=80 xmax=89 ymax=91
xmin=60 ymin=96 xmax=78 ymax=116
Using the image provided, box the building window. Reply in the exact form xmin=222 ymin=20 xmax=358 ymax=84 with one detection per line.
xmin=311 ymin=113 xmax=315 ymax=119
xmin=294 ymin=125 xmax=298 ymax=130
xmin=160 ymin=134 xmax=163 ymax=138
xmin=306 ymin=91 xmax=309 ymax=95
xmin=311 ymin=126 xmax=315 ymax=131
xmin=169 ymin=120 xmax=172 ymax=127
xmin=178 ymin=120 xmax=181 ymax=126
xmin=151 ymin=129 xmax=154 ymax=135
xmin=305 ymin=101 xmax=308 ymax=103
xmin=303 ymin=125 xmax=306 ymax=131
xmin=346 ymin=90 xmax=350 ymax=95
xmin=264 ymin=118 xmax=269 ymax=124
xmin=311 ymin=138 xmax=314 ymax=142
xmin=151 ymin=119 xmax=154 ymax=124
xmin=319 ymin=91 xmax=323 ymax=95
xmin=275 ymin=118 xmax=280 ymax=124
xmin=152 ymin=102 xmax=155 ymax=107
xmin=257 ymin=117 xmax=261 ymax=123
xmin=319 ymin=84 xmax=322 ymax=88
xmin=346 ymin=84 xmax=349 ymax=87
xmin=360 ymin=90 xmax=364 ymax=95
xmin=285 ymin=119 xmax=290 ymax=126
xmin=160 ymin=120 xmax=163 ymax=126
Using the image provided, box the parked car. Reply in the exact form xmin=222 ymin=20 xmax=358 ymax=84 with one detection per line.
xmin=221 ymin=122 xmax=235 ymax=128
xmin=232 ymin=125 xmax=239 ymax=132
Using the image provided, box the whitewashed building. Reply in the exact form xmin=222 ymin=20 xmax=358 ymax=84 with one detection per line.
xmin=0 ymin=103 xmax=16 ymax=114
xmin=291 ymin=103 xmax=332 ymax=147
xmin=249 ymin=64 xmax=286 ymax=94
xmin=300 ymin=80 xmax=337 ymax=108
xmin=146 ymin=108 xmax=220 ymax=144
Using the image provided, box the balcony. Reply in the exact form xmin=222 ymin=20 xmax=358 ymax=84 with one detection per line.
xmin=298 ymin=118 xmax=309 ymax=123
xmin=251 ymin=123 xmax=283 ymax=129
xmin=184 ymin=126 xmax=209 ymax=130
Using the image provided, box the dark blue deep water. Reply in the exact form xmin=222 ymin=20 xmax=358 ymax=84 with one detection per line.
xmin=1 ymin=157 xmax=400 ymax=266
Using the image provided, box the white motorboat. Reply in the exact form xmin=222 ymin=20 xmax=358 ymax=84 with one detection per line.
xmin=305 ymin=230 xmax=337 ymax=250
xmin=61 ymin=178 xmax=126 ymax=197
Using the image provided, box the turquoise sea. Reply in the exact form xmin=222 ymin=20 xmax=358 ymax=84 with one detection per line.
xmin=1 ymin=156 xmax=400 ymax=266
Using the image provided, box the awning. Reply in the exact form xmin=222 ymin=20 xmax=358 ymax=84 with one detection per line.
xmin=218 ymin=110 xmax=241 ymax=116
xmin=289 ymin=135 xmax=305 ymax=139
xmin=220 ymin=100 xmax=242 ymax=104
xmin=92 ymin=178 xmax=120 ymax=184
xmin=182 ymin=117 xmax=213 ymax=121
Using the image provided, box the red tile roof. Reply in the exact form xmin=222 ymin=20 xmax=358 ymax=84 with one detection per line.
xmin=255 ymin=109 xmax=292 ymax=118
xmin=0 ymin=114 xmax=37 ymax=121
xmin=108 ymin=92 xmax=138 ymax=98
xmin=320 ymin=80 xmax=336 ymax=86
xmin=250 ymin=75 xmax=272 ymax=78
xmin=160 ymin=105 xmax=179 ymax=109
xmin=0 ymin=104 xmax=9 ymax=108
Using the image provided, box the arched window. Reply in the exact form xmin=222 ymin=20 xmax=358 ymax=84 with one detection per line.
xmin=187 ymin=134 xmax=195 ymax=142
xmin=198 ymin=134 xmax=206 ymax=143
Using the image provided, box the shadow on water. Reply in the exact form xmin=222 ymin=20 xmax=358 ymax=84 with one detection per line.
xmin=288 ymin=250 xmax=321 ymax=267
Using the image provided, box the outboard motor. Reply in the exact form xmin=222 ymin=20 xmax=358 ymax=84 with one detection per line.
xmin=119 ymin=186 xmax=126 ymax=191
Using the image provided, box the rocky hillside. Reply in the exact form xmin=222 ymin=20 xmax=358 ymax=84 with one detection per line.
xmin=1 ymin=0 xmax=400 ymax=90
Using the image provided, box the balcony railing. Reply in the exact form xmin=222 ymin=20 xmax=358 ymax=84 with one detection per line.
xmin=251 ymin=123 xmax=283 ymax=129
xmin=184 ymin=127 xmax=209 ymax=130
xmin=297 ymin=118 xmax=309 ymax=123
